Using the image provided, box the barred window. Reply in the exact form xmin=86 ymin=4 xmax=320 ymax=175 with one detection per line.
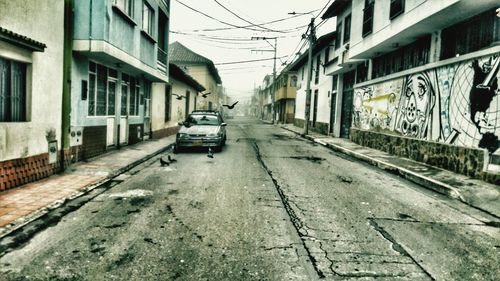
xmin=0 ymin=57 xmax=26 ymax=122
xmin=441 ymin=9 xmax=499 ymax=60
xmin=363 ymin=0 xmax=375 ymax=37
xmin=88 ymin=62 xmax=118 ymax=117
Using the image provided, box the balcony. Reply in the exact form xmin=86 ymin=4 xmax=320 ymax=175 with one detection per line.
xmin=157 ymin=47 xmax=167 ymax=75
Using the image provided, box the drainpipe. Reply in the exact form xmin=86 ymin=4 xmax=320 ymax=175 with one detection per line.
xmin=60 ymin=0 xmax=74 ymax=172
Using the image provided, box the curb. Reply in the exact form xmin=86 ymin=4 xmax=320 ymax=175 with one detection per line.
xmin=0 ymin=142 xmax=175 ymax=241
xmin=281 ymin=126 xmax=465 ymax=201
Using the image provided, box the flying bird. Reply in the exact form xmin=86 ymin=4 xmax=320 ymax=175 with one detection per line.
xmin=207 ymin=147 xmax=214 ymax=158
xmin=222 ymin=101 xmax=239 ymax=109
xmin=200 ymin=92 xmax=211 ymax=98
xmin=160 ymin=157 xmax=169 ymax=166
xmin=167 ymin=155 xmax=177 ymax=163
xmin=172 ymin=93 xmax=185 ymax=100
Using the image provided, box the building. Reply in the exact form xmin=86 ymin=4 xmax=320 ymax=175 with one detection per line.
xmin=258 ymin=75 xmax=274 ymax=121
xmin=151 ymin=63 xmax=204 ymax=138
xmin=70 ymin=0 xmax=170 ymax=160
xmin=322 ymin=0 xmax=499 ymax=182
xmin=289 ymin=31 xmax=337 ymax=134
xmin=274 ymin=70 xmax=298 ymax=124
xmin=168 ymin=42 xmax=222 ymax=111
xmin=0 ymin=0 xmax=65 ymax=191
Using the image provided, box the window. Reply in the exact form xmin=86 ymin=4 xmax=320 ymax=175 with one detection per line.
xmin=165 ymin=86 xmax=171 ymax=122
xmin=121 ymin=74 xmax=129 ymax=116
xmin=142 ymin=2 xmax=154 ymax=35
xmin=129 ymin=78 xmax=139 ymax=116
xmin=324 ymin=47 xmax=330 ymax=65
xmin=372 ymin=36 xmax=430 ymax=78
xmin=441 ymin=9 xmax=499 ymax=60
xmin=290 ymin=75 xmax=298 ymax=87
xmin=114 ymin=0 xmax=134 ymax=17
xmin=356 ymin=61 xmax=369 ymax=83
xmin=390 ymin=0 xmax=405 ymax=19
xmin=363 ymin=0 xmax=375 ymax=37
xmin=144 ymin=81 xmax=151 ymax=118
xmin=335 ymin=21 xmax=342 ymax=49
xmin=344 ymin=14 xmax=351 ymax=44
xmin=0 ymin=57 xmax=26 ymax=122
xmin=88 ymin=62 xmax=120 ymax=117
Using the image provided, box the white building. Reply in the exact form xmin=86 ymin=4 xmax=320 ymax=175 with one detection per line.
xmin=0 ymin=0 xmax=65 ymax=191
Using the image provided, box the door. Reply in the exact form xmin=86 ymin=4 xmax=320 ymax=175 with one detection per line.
xmin=340 ymin=71 xmax=356 ymax=138
xmin=106 ymin=117 xmax=115 ymax=146
xmin=119 ymin=116 xmax=128 ymax=144
xmin=329 ymin=75 xmax=338 ymax=134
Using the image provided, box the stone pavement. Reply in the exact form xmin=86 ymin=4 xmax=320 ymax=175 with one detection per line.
xmin=281 ymin=124 xmax=500 ymax=219
xmin=0 ymin=135 xmax=175 ymax=238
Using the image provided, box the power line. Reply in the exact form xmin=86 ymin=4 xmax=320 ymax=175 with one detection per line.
xmin=215 ymin=56 xmax=287 ymax=65
xmin=213 ymin=0 xmax=283 ymax=33
xmin=175 ymin=0 xmax=270 ymax=32
xmin=174 ymin=8 xmax=320 ymax=33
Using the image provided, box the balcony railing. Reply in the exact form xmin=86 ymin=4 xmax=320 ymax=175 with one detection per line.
xmin=157 ymin=47 xmax=167 ymax=74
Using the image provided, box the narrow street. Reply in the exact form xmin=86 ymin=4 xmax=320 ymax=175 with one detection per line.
xmin=0 ymin=118 xmax=498 ymax=281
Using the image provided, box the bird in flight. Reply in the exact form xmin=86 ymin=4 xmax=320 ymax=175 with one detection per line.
xmin=207 ymin=147 xmax=214 ymax=158
xmin=160 ymin=157 xmax=169 ymax=166
xmin=172 ymin=93 xmax=185 ymax=100
xmin=222 ymin=101 xmax=239 ymax=109
xmin=201 ymin=92 xmax=211 ymax=98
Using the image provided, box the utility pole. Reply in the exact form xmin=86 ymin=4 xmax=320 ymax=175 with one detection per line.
xmin=251 ymin=36 xmax=277 ymax=124
xmin=303 ymin=17 xmax=315 ymax=135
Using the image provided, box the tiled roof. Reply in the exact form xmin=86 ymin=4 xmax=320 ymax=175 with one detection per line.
xmin=169 ymin=41 xmax=222 ymax=84
xmin=322 ymin=0 xmax=352 ymax=19
xmin=287 ymin=31 xmax=337 ymax=71
xmin=0 ymin=26 xmax=46 ymax=52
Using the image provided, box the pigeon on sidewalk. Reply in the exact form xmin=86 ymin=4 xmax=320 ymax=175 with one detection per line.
xmin=207 ymin=148 xmax=214 ymax=158
xmin=160 ymin=157 xmax=169 ymax=166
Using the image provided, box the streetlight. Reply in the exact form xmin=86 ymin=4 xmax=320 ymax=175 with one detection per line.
xmin=289 ymin=11 xmax=316 ymax=135
xmin=251 ymin=36 xmax=277 ymax=124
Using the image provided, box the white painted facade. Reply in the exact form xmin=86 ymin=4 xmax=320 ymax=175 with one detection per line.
xmin=0 ymin=0 xmax=64 ymax=161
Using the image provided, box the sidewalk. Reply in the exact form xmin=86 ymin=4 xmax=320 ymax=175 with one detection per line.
xmin=0 ymin=136 xmax=175 ymax=238
xmin=281 ymin=124 xmax=500 ymax=219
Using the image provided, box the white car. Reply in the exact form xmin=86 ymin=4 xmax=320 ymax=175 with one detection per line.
xmin=175 ymin=111 xmax=227 ymax=152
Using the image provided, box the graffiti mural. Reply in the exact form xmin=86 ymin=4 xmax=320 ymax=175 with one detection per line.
xmin=353 ymin=79 xmax=402 ymax=132
xmin=353 ymin=54 xmax=500 ymax=153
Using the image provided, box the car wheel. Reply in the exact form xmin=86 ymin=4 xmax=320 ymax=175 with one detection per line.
xmin=173 ymin=144 xmax=179 ymax=154
xmin=222 ymin=136 xmax=226 ymax=146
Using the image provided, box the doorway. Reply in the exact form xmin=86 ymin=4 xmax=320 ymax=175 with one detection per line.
xmin=340 ymin=71 xmax=355 ymax=138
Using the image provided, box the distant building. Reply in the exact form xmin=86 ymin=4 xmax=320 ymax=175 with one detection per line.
xmin=0 ymin=0 xmax=64 ymax=191
xmin=168 ymin=42 xmax=222 ymax=111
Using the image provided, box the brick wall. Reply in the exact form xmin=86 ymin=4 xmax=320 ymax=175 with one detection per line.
xmin=82 ymin=126 xmax=107 ymax=160
xmin=151 ymin=126 xmax=179 ymax=139
xmin=350 ymin=128 xmax=499 ymax=185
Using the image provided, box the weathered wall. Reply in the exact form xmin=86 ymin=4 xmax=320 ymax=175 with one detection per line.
xmin=353 ymin=54 xmax=500 ymax=154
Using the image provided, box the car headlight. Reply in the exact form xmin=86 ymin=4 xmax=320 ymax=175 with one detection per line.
xmin=208 ymin=133 xmax=218 ymax=137
xmin=177 ymin=133 xmax=188 ymax=139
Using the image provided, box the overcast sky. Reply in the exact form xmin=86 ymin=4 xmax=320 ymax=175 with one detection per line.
xmin=170 ymin=0 xmax=336 ymax=101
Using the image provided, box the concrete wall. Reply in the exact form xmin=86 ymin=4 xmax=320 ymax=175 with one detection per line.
xmin=182 ymin=64 xmax=219 ymax=110
xmin=0 ymin=0 xmax=65 ymax=160
xmin=353 ymin=53 xmax=500 ymax=155
xmin=151 ymin=77 xmax=197 ymax=136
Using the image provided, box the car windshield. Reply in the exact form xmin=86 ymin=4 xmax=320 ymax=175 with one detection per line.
xmin=186 ymin=115 xmax=220 ymax=126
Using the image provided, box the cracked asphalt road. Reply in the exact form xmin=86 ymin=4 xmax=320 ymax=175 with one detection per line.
xmin=0 ymin=117 xmax=498 ymax=280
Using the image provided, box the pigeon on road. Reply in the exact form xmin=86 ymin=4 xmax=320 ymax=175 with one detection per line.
xmin=168 ymin=155 xmax=177 ymax=163
xmin=207 ymin=147 xmax=214 ymax=158
xmin=222 ymin=101 xmax=239 ymax=109
xmin=160 ymin=157 xmax=169 ymax=166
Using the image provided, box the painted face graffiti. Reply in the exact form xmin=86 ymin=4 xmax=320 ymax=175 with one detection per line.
xmin=396 ymin=73 xmax=435 ymax=138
